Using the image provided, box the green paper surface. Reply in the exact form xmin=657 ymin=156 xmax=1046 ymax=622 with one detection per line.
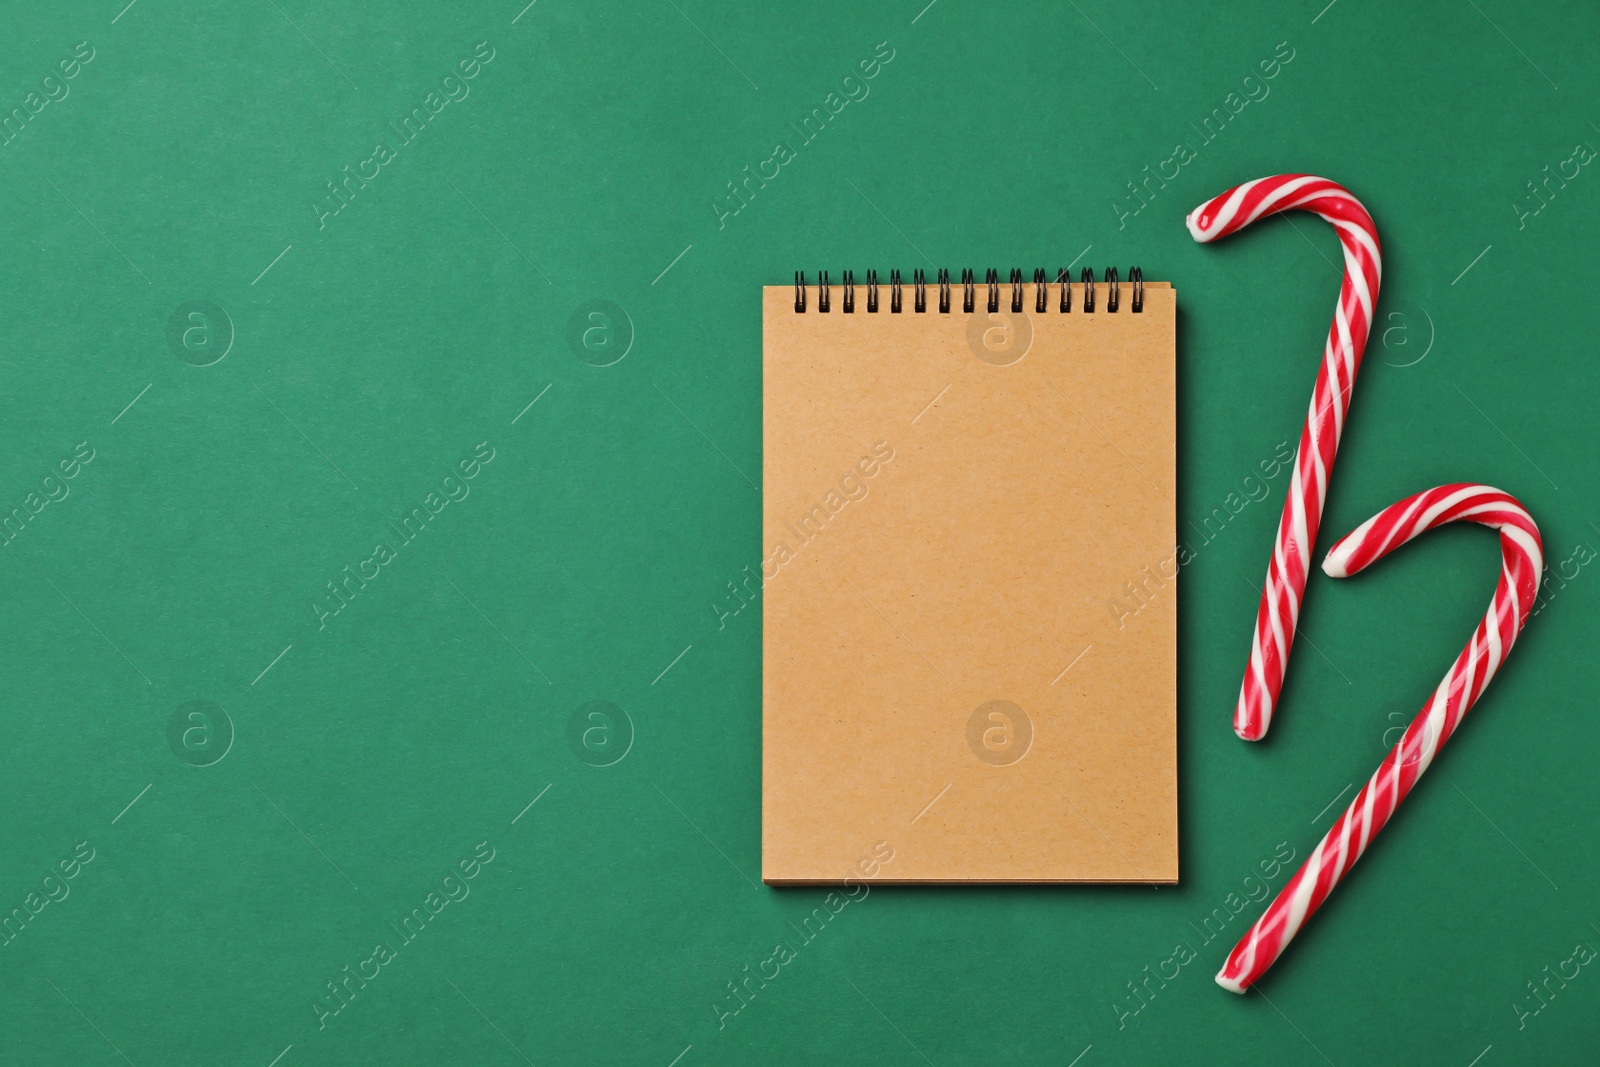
xmin=2 ymin=1 xmax=1597 ymax=1063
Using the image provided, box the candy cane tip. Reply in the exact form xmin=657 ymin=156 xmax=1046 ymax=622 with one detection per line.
xmin=1215 ymin=970 xmax=1249 ymax=995
xmin=1322 ymin=528 xmax=1372 ymax=578
xmin=1235 ymin=721 xmax=1266 ymax=742
xmin=1184 ymin=206 xmax=1211 ymax=242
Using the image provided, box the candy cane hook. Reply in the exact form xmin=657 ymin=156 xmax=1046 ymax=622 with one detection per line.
xmin=1187 ymin=175 xmax=1383 ymax=741
xmin=1217 ymin=484 xmax=1542 ymax=993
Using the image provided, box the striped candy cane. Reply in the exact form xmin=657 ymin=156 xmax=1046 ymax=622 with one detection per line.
xmin=1217 ymin=484 xmax=1542 ymax=993
xmin=1187 ymin=175 xmax=1383 ymax=741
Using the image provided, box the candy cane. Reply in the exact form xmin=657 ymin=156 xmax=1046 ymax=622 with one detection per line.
xmin=1216 ymin=484 xmax=1542 ymax=993
xmin=1187 ymin=175 xmax=1382 ymax=741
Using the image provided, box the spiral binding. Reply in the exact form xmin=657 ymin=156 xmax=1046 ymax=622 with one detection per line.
xmin=794 ymin=268 xmax=1143 ymax=313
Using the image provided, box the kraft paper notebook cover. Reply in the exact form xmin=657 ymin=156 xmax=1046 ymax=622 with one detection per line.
xmin=762 ymin=269 xmax=1177 ymax=885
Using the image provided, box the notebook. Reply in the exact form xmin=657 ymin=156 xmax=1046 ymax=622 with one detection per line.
xmin=762 ymin=268 xmax=1177 ymax=884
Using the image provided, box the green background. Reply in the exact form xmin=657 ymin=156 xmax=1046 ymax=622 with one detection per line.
xmin=2 ymin=0 xmax=1596 ymax=1063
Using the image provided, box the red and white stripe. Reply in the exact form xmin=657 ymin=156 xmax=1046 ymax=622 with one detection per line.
xmin=1187 ymin=175 xmax=1383 ymax=741
xmin=1216 ymin=484 xmax=1542 ymax=993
